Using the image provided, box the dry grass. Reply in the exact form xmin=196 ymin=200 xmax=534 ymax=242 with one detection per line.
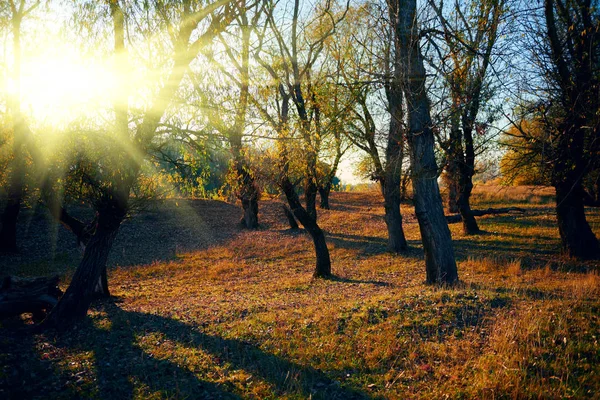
xmin=1 ymin=188 xmax=599 ymax=399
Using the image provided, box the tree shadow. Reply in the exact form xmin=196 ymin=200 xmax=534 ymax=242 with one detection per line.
xmin=0 ymin=318 xmax=80 ymax=400
xmin=325 ymin=232 xmax=387 ymax=255
xmin=452 ymin=238 xmax=555 ymax=262
xmin=11 ymin=300 xmax=374 ymax=399
xmin=0 ymin=199 xmax=245 ymax=277
xmin=326 ymin=275 xmax=392 ymax=287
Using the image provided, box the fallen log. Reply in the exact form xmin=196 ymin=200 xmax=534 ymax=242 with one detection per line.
xmin=446 ymin=207 xmax=526 ymax=224
xmin=0 ymin=275 xmax=62 ymax=320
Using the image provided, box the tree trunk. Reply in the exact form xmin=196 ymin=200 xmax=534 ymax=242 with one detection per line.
xmin=0 ymin=177 xmax=22 ymax=253
xmin=304 ymin=180 xmax=318 ymax=221
xmin=383 ymin=39 xmax=408 ymax=253
xmin=555 ymin=181 xmax=600 ymax=259
xmin=236 ymin=163 xmax=259 ymax=229
xmin=282 ymin=204 xmax=299 ymax=229
xmin=0 ymin=12 xmax=25 ymax=253
xmin=382 ymin=180 xmax=408 ymax=253
xmin=282 ymin=178 xmax=330 ymax=278
xmin=0 ymin=141 xmax=25 ymax=253
xmin=457 ymin=176 xmax=479 ymax=234
xmin=446 ymin=171 xmax=459 ymax=213
xmin=395 ymin=0 xmax=458 ymax=284
xmin=0 ymin=140 xmax=25 ymax=252
xmin=457 ymin=117 xmax=480 ymax=234
xmin=40 ymin=201 xmax=124 ymax=329
xmin=318 ymin=183 xmax=331 ymax=209
xmin=240 ymin=197 xmax=259 ymax=229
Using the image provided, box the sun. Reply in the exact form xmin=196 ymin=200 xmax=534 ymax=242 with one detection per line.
xmin=4 ymin=46 xmax=118 ymax=127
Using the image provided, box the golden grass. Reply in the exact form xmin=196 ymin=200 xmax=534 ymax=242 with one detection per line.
xmin=1 ymin=188 xmax=599 ymax=399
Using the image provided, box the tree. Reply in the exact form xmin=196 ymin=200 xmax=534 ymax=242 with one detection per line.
xmin=0 ymin=0 xmax=41 ymax=252
xmin=390 ymin=0 xmax=458 ymax=283
xmin=544 ymin=0 xmax=600 ymax=259
xmin=330 ymin=3 xmax=408 ymax=252
xmin=513 ymin=0 xmax=600 ymax=259
xmin=190 ymin=0 xmax=262 ymax=227
xmin=251 ymin=0 xmax=350 ymax=278
xmin=428 ymin=0 xmax=505 ymax=234
xmin=41 ymin=0 xmax=236 ymax=328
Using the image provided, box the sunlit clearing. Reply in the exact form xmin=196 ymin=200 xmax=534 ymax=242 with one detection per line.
xmin=4 ymin=47 xmax=119 ymax=126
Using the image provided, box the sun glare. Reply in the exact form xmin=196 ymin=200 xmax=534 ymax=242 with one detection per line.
xmin=4 ymin=47 xmax=119 ymax=126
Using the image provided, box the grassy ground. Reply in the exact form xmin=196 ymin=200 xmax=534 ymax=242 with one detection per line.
xmin=1 ymin=185 xmax=599 ymax=399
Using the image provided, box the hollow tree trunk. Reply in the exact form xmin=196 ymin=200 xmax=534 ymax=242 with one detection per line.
xmin=282 ymin=178 xmax=330 ymax=278
xmin=40 ymin=202 xmax=124 ymax=329
xmin=395 ymin=0 xmax=458 ymax=284
xmin=555 ymin=180 xmax=600 ymax=259
xmin=318 ymin=183 xmax=331 ymax=209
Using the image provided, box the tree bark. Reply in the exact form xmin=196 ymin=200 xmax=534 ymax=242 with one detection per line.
xmin=457 ymin=112 xmax=480 ymax=234
xmin=446 ymin=176 xmax=459 ymax=213
xmin=555 ymin=181 xmax=600 ymax=259
xmin=282 ymin=204 xmax=299 ymax=229
xmin=382 ymin=10 xmax=409 ymax=253
xmin=382 ymin=177 xmax=408 ymax=253
xmin=236 ymin=164 xmax=259 ymax=229
xmin=0 ymin=132 xmax=25 ymax=252
xmin=544 ymin=0 xmax=600 ymax=259
xmin=304 ymin=180 xmax=318 ymax=220
xmin=395 ymin=0 xmax=458 ymax=284
xmin=382 ymin=124 xmax=408 ymax=252
xmin=318 ymin=183 xmax=331 ymax=209
xmin=281 ymin=178 xmax=330 ymax=278
xmin=0 ymin=170 xmax=23 ymax=253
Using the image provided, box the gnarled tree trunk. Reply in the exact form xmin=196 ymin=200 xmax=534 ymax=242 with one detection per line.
xmin=41 ymin=198 xmax=125 ymax=329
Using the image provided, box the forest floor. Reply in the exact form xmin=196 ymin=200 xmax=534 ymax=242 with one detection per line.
xmin=1 ymin=185 xmax=599 ymax=399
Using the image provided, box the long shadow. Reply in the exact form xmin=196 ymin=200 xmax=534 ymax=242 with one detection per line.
xmin=326 ymin=232 xmax=425 ymax=261
xmin=452 ymin=238 xmax=556 ymax=262
xmin=0 ymin=199 xmax=244 ymax=276
xmin=35 ymin=301 xmax=374 ymax=399
xmin=327 ymin=275 xmax=392 ymax=287
xmin=0 ymin=319 xmax=80 ymax=400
